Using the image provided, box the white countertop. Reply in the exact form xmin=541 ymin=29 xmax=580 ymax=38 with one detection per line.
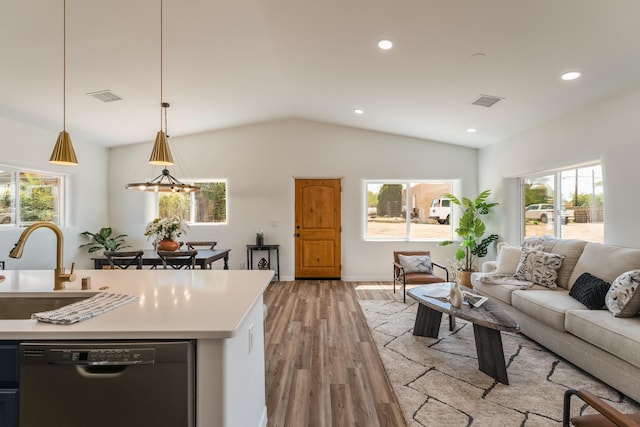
xmin=0 ymin=269 xmax=273 ymax=340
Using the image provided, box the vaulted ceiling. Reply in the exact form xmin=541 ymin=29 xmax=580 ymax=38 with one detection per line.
xmin=2 ymin=0 xmax=640 ymax=148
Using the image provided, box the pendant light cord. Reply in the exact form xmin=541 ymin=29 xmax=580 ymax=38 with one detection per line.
xmin=63 ymin=0 xmax=67 ymax=131
xmin=160 ymin=0 xmax=164 ymax=131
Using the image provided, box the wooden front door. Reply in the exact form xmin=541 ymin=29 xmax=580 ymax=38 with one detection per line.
xmin=295 ymin=179 xmax=341 ymax=279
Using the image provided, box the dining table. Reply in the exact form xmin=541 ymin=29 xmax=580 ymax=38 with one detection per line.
xmin=92 ymin=248 xmax=231 ymax=270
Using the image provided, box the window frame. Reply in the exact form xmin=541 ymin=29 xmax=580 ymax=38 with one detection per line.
xmin=0 ymin=165 xmax=67 ymax=228
xmin=520 ymin=162 xmax=604 ymax=243
xmin=364 ymin=179 xmax=455 ymax=242
xmin=156 ymin=178 xmax=228 ymax=225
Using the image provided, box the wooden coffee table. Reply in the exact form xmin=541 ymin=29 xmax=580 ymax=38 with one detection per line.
xmin=407 ymin=283 xmax=520 ymax=384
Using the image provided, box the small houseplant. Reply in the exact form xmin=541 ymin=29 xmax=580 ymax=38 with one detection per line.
xmin=80 ymin=228 xmax=130 ymax=253
xmin=441 ymin=189 xmax=499 ymax=286
xmin=145 ymin=216 xmax=188 ymax=250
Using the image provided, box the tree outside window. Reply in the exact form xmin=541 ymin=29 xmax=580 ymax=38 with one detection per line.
xmin=158 ymin=181 xmax=227 ymax=224
xmin=0 ymin=169 xmax=63 ymax=226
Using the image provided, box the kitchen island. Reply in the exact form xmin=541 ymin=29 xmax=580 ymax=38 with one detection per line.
xmin=0 ymin=268 xmax=273 ymax=427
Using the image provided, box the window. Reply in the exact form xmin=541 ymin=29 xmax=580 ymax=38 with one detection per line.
xmin=0 ymin=167 xmax=65 ymax=226
xmin=158 ymin=180 xmax=227 ymax=224
xmin=522 ymin=164 xmax=603 ymax=242
xmin=365 ymin=180 xmax=453 ymax=240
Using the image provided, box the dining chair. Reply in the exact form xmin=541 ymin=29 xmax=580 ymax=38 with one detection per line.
xmin=103 ymin=250 xmax=144 ymax=270
xmin=186 ymin=241 xmax=217 ymax=250
xmin=157 ymin=250 xmax=198 ymax=270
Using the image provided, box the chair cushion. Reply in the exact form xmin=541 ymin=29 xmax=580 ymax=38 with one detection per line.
xmin=569 ymin=272 xmax=611 ymax=310
xmin=404 ymin=273 xmax=445 ymax=285
xmin=397 ymin=254 xmax=433 ymax=274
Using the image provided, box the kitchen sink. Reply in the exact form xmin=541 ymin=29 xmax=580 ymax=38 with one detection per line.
xmin=0 ymin=294 xmax=97 ymax=319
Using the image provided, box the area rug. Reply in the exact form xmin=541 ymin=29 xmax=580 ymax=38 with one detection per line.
xmin=358 ymin=298 xmax=640 ymax=426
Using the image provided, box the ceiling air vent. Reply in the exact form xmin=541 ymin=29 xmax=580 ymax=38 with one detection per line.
xmin=87 ymin=90 xmax=122 ymax=102
xmin=471 ymin=94 xmax=503 ymax=108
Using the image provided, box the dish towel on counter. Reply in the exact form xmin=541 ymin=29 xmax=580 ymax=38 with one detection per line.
xmin=32 ymin=292 xmax=138 ymax=325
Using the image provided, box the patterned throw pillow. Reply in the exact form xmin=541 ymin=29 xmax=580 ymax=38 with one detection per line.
xmin=513 ymin=248 xmax=565 ymax=288
xmin=569 ymin=272 xmax=610 ymax=310
xmin=397 ymin=254 xmax=433 ymax=274
xmin=606 ymin=270 xmax=640 ymax=317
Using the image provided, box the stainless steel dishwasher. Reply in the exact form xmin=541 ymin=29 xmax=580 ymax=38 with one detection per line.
xmin=19 ymin=340 xmax=195 ymax=427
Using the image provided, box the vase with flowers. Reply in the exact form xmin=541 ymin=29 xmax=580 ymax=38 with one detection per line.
xmin=145 ymin=216 xmax=188 ymax=251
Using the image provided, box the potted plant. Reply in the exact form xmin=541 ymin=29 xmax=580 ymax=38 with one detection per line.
xmin=80 ymin=228 xmax=130 ymax=253
xmin=145 ymin=216 xmax=188 ymax=251
xmin=441 ymin=189 xmax=499 ymax=287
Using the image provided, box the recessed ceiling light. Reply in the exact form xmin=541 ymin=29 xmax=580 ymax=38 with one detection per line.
xmin=378 ymin=40 xmax=393 ymax=50
xmin=561 ymin=71 xmax=582 ymax=81
xmin=466 ymin=128 xmax=477 ymax=133
xmin=354 ymin=109 xmax=364 ymax=115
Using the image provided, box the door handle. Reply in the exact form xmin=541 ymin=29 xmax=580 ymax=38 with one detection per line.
xmin=295 ymin=233 xmax=300 ymax=237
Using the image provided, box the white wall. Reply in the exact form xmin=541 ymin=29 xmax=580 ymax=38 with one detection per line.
xmin=109 ymin=119 xmax=478 ymax=280
xmin=479 ymin=82 xmax=640 ymax=248
xmin=0 ymin=115 xmax=109 ymax=270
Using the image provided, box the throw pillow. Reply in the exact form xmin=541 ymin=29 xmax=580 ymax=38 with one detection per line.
xmin=569 ymin=272 xmax=611 ymax=310
xmin=606 ymin=270 xmax=640 ymax=317
xmin=513 ymin=248 xmax=565 ymax=288
xmin=495 ymin=244 xmax=523 ymax=274
xmin=397 ymin=254 xmax=433 ymax=274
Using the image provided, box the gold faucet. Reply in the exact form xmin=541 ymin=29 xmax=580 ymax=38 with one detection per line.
xmin=9 ymin=222 xmax=76 ymax=290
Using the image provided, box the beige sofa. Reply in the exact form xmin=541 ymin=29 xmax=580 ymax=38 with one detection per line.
xmin=471 ymin=237 xmax=640 ymax=403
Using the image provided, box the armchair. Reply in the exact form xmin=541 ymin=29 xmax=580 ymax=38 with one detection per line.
xmin=393 ymin=251 xmax=449 ymax=303
xmin=563 ymin=389 xmax=640 ymax=427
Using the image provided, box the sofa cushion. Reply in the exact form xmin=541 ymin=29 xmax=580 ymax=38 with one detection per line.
xmin=569 ymin=272 xmax=610 ymax=310
xmin=495 ymin=243 xmax=523 ymax=274
xmin=514 ymin=248 xmax=565 ymax=288
xmin=569 ymin=243 xmax=640 ymax=288
xmin=606 ymin=270 xmax=640 ymax=317
xmin=397 ymin=254 xmax=433 ymax=274
xmin=511 ymin=289 xmax=585 ymax=332
xmin=566 ymin=309 xmax=640 ymax=370
xmin=548 ymin=239 xmax=587 ymax=289
xmin=473 ymin=275 xmax=546 ymax=305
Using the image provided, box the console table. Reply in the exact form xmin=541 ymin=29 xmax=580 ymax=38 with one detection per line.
xmin=246 ymin=244 xmax=279 ymax=281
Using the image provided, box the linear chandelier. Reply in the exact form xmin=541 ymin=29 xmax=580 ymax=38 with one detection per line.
xmin=126 ymin=0 xmax=198 ymax=193
xmin=49 ymin=0 xmax=78 ymax=166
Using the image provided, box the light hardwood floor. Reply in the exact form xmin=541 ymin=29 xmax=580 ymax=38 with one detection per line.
xmin=264 ymin=280 xmax=406 ymax=427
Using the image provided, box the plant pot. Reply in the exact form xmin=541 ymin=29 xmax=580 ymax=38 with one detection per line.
xmin=256 ymin=236 xmax=264 ymax=246
xmin=157 ymin=239 xmax=179 ymax=251
xmin=457 ymin=270 xmax=473 ymax=288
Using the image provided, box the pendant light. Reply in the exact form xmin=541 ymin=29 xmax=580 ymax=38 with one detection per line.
xmin=49 ymin=0 xmax=78 ymax=166
xmin=125 ymin=0 xmax=199 ymax=193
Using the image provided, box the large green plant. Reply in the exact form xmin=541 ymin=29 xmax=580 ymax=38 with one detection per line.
xmin=80 ymin=228 xmax=130 ymax=253
xmin=441 ymin=189 xmax=499 ymax=271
